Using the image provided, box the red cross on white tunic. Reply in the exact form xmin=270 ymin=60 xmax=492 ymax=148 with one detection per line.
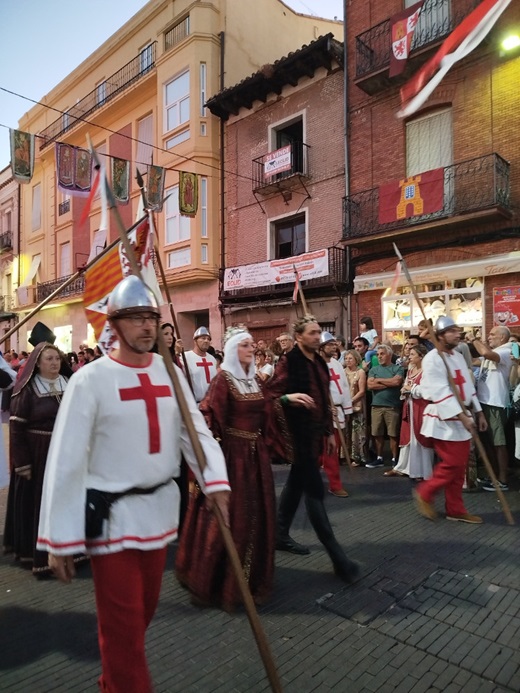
xmin=196 ymin=357 xmax=213 ymax=384
xmin=452 ymin=369 xmax=466 ymax=401
xmin=329 ymin=368 xmax=342 ymax=394
xmin=119 ymin=373 xmax=171 ymax=454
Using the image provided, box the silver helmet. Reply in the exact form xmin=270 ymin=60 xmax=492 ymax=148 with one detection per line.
xmin=435 ymin=315 xmax=459 ymax=334
xmin=193 ymin=326 xmax=211 ymax=339
xmin=107 ymin=275 xmax=160 ymax=319
xmin=319 ymin=331 xmax=336 ymax=346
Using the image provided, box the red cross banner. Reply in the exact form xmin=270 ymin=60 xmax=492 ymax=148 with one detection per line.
xmin=389 ymin=1 xmax=424 ymax=78
xmin=378 ymin=168 xmax=444 ymax=225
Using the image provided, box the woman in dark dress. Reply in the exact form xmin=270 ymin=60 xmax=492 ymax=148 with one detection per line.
xmin=3 ymin=342 xmax=80 ymax=577
xmin=175 ymin=328 xmax=276 ymax=610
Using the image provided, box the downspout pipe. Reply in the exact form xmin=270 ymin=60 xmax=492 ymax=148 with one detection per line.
xmin=219 ymin=31 xmax=226 ymax=331
xmin=343 ymin=0 xmax=353 ymax=341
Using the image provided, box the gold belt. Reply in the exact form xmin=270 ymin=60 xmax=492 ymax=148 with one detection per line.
xmin=225 ymin=427 xmax=260 ymax=441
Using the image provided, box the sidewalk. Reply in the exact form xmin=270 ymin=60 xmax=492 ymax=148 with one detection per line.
xmin=1 ymin=461 xmax=519 ymax=693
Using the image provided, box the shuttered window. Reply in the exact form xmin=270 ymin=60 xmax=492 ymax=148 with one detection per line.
xmin=406 ymin=108 xmax=453 ymax=176
xmin=136 ymin=114 xmax=154 ymax=168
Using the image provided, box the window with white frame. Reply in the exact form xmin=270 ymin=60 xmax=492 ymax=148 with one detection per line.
xmin=167 ymin=248 xmax=191 ymax=269
xmin=271 ymin=213 xmax=306 ymax=259
xmin=140 ymin=43 xmax=153 ymax=73
xmin=165 ymin=70 xmax=190 ymax=132
xmin=201 ymin=243 xmax=208 ymax=264
xmin=60 ymin=242 xmax=71 ymax=277
xmin=201 ymin=177 xmax=208 ymax=237
xmin=32 ymin=183 xmax=41 ymax=231
xmin=200 ymin=63 xmax=207 ymax=116
xmin=166 ymin=129 xmax=190 ymax=150
xmin=136 ymin=114 xmax=154 ymax=168
xmin=96 ymin=80 xmax=106 ymax=106
xmin=165 ymin=185 xmax=190 ymax=244
xmin=406 ymin=108 xmax=453 ymax=176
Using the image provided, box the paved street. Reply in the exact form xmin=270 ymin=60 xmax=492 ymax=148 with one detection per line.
xmin=1 ymin=450 xmax=519 ymax=693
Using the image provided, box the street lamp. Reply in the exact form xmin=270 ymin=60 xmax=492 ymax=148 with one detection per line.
xmin=501 ymin=34 xmax=520 ymax=52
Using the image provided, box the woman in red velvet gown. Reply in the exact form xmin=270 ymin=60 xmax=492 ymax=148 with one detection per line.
xmin=175 ymin=328 xmax=275 ymax=611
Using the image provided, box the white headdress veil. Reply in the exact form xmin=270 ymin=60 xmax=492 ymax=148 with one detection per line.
xmin=221 ymin=327 xmax=255 ymax=380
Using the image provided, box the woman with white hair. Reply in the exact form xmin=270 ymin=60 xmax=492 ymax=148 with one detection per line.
xmin=175 ymin=327 xmax=275 ymax=610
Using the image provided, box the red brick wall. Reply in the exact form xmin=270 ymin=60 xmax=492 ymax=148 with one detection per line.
xmin=224 ymin=68 xmax=345 ymax=266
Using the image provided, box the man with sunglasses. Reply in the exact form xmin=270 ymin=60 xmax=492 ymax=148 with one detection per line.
xmin=38 ymin=275 xmax=230 ymax=693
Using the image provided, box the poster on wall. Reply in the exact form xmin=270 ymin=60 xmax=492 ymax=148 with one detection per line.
xmin=492 ymin=286 xmax=520 ymax=327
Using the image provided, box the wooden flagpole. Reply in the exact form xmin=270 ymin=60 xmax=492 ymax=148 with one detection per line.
xmin=89 ymin=141 xmax=282 ymax=692
xmin=393 ymin=243 xmax=514 ymax=525
xmin=295 ymin=273 xmax=352 ymax=468
xmin=135 ymin=168 xmax=195 ymax=395
xmin=0 ymin=231 xmax=132 ymax=348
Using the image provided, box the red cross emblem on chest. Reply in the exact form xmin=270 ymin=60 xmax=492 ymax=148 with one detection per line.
xmin=196 ymin=357 xmax=213 ymax=383
xmin=452 ymin=369 xmax=466 ymax=401
xmin=329 ymin=368 xmax=342 ymax=394
xmin=119 ymin=373 xmax=171 ymax=454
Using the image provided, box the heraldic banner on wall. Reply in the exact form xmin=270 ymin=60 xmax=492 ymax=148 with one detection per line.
xmin=378 ymin=167 xmax=444 ymax=224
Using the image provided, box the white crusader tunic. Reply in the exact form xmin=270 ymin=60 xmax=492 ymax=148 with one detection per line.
xmin=37 ymin=354 xmax=230 ymax=556
xmin=420 ymin=349 xmax=481 ymax=442
xmin=184 ymin=350 xmax=218 ymax=402
xmin=328 ymin=357 xmax=353 ymax=426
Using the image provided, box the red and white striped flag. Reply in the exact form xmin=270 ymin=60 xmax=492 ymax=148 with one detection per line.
xmin=399 ymin=0 xmax=511 ymax=118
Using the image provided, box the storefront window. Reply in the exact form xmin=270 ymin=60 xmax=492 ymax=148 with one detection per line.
xmin=382 ymin=278 xmax=483 ymax=344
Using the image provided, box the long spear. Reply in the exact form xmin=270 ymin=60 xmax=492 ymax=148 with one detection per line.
xmin=0 ymin=230 xmax=137 ymax=348
xmin=88 ymin=140 xmax=282 ymax=692
xmin=294 ymin=269 xmax=352 ymax=468
xmin=393 ymin=243 xmax=514 ymax=525
xmin=135 ymin=168 xmax=195 ymax=395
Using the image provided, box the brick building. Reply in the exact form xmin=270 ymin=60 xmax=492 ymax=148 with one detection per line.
xmin=343 ymin=0 xmax=520 ymax=348
xmin=13 ymin=0 xmax=340 ymax=352
xmin=207 ymin=34 xmax=348 ymax=344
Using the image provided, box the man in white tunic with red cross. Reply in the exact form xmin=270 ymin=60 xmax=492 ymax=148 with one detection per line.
xmin=184 ymin=326 xmax=218 ymax=404
xmin=318 ymin=331 xmax=352 ymax=497
xmin=37 ymin=276 xmax=230 ymax=693
xmin=413 ymin=316 xmax=487 ymax=525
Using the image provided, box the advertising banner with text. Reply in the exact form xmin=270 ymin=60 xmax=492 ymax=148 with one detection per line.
xmin=223 ymin=249 xmax=329 ymax=291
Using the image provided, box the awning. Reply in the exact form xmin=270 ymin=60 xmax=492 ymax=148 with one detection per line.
xmin=354 ymin=251 xmax=520 ymax=293
xmin=19 ymin=255 xmax=41 ymax=287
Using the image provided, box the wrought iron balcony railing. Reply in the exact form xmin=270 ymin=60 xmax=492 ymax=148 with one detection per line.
xmin=221 ymin=246 xmax=346 ymax=302
xmin=0 ymin=231 xmax=12 ymax=250
xmin=252 ymin=142 xmax=310 ymax=192
xmin=0 ymin=295 xmax=15 ymax=313
xmin=39 ymin=42 xmax=157 ymax=148
xmin=355 ymin=0 xmax=481 ymax=79
xmin=36 ymin=274 xmax=85 ymax=302
xmin=343 ymin=153 xmax=511 ymax=241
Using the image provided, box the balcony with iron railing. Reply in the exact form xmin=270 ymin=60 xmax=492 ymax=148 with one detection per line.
xmin=0 ymin=231 xmax=12 ymax=251
xmin=355 ymin=0 xmax=481 ymax=94
xmin=39 ymin=42 xmax=157 ymax=148
xmin=221 ymin=246 xmax=346 ymax=303
xmin=252 ymin=142 xmax=310 ymax=194
xmin=36 ymin=274 xmax=85 ymax=302
xmin=0 ymin=295 xmax=15 ymax=314
xmin=343 ymin=153 xmax=511 ymax=243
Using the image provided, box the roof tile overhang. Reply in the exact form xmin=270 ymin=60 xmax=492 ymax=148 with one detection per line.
xmin=206 ymin=33 xmax=343 ymax=120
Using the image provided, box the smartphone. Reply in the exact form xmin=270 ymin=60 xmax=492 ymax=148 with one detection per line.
xmin=512 ymin=342 xmax=520 ymax=359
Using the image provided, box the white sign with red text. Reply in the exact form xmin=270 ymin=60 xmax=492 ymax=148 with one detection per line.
xmin=263 ymin=145 xmax=292 ymax=178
